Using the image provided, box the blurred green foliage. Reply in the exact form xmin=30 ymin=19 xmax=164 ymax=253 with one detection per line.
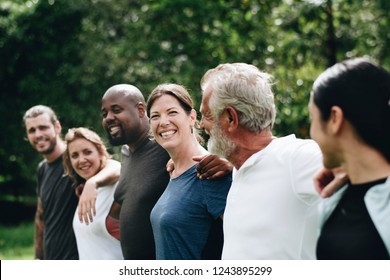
xmin=1 ymin=0 xmax=389 ymax=197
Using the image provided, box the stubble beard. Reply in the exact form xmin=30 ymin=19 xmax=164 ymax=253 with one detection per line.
xmin=38 ymin=137 xmax=57 ymax=155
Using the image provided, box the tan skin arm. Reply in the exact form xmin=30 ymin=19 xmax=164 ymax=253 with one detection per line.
xmin=78 ymin=159 xmax=121 ymax=224
xmin=34 ymin=197 xmax=44 ymax=260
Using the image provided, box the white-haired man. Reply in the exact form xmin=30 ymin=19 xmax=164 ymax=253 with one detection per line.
xmin=199 ymin=63 xmax=322 ymax=259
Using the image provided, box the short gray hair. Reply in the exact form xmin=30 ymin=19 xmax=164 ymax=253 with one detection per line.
xmin=201 ymin=63 xmax=276 ymax=132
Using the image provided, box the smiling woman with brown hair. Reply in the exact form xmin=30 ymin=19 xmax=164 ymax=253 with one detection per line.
xmin=146 ymin=83 xmax=232 ymax=260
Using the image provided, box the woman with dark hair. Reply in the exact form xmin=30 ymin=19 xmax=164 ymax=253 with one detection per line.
xmin=146 ymin=83 xmax=232 ymax=260
xmin=63 ymin=127 xmax=123 ymax=259
xmin=309 ymin=58 xmax=390 ymax=259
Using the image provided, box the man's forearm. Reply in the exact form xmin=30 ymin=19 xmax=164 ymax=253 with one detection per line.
xmin=77 ymin=159 xmax=121 ymax=224
xmin=34 ymin=199 xmax=44 ymax=259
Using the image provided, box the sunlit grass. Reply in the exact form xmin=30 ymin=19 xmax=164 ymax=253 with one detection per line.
xmin=0 ymin=222 xmax=34 ymax=260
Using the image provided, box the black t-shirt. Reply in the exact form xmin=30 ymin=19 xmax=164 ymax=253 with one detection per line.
xmin=114 ymin=138 xmax=170 ymax=260
xmin=316 ymin=178 xmax=389 ymax=260
xmin=37 ymin=155 xmax=78 ymax=260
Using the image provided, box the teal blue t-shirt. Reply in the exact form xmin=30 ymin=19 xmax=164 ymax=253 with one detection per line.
xmin=150 ymin=164 xmax=232 ymax=260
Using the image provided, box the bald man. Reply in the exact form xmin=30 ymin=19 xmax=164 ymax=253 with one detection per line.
xmin=100 ymin=84 xmax=171 ymax=259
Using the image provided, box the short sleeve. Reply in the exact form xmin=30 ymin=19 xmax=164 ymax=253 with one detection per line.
xmin=201 ymin=173 xmax=232 ymax=219
xmin=290 ymin=140 xmax=322 ymax=205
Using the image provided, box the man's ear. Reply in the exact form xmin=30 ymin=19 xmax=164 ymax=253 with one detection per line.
xmin=136 ymin=102 xmax=146 ymax=117
xmin=329 ymin=106 xmax=344 ymax=135
xmin=55 ymin=120 xmax=62 ymax=135
xmin=225 ymin=106 xmax=239 ymax=131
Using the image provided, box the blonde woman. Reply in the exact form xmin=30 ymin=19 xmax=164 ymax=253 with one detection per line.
xmin=63 ymin=127 xmax=123 ymax=259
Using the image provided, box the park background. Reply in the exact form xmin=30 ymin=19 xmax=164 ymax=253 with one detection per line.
xmin=0 ymin=0 xmax=389 ymax=259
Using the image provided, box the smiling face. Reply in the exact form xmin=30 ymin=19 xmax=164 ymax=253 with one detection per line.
xmin=67 ymin=138 xmax=102 ymax=180
xmin=101 ymin=89 xmax=144 ymax=146
xmin=25 ymin=113 xmax=59 ymax=155
xmin=149 ymin=94 xmax=195 ymax=152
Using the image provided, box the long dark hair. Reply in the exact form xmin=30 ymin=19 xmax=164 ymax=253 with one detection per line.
xmin=312 ymin=58 xmax=390 ymax=162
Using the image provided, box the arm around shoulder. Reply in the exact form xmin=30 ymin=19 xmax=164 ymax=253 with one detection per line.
xmin=90 ymin=159 xmax=121 ymax=187
xmin=193 ymin=154 xmax=233 ymax=180
xmin=78 ymin=159 xmax=121 ymax=224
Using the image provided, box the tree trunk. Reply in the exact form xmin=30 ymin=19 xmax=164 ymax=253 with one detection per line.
xmin=325 ymin=0 xmax=337 ymax=66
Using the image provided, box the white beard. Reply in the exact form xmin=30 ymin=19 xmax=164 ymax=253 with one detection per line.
xmin=207 ymin=123 xmax=236 ymax=159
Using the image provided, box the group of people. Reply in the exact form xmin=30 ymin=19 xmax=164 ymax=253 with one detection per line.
xmin=23 ymin=57 xmax=390 ymax=260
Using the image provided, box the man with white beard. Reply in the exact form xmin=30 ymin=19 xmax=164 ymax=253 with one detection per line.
xmin=199 ymin=63 xmax=323 ymax=259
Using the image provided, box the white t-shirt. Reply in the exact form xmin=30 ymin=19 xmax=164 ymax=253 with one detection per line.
xmin=73 ymin=182 xmax=123 ymax=260
xmin=222 ymin=135 xmax=322 ymax=260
